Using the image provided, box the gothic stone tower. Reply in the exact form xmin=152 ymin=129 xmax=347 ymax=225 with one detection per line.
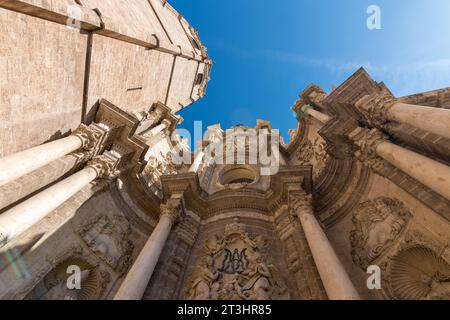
xmin=1 ymin=2 xmax=450 ymax=300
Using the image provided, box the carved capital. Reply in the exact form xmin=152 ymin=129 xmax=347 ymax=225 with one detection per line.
xmin=359 ymin=155 xmax=388 ymax=175
xmin=289 ymin=193 xmax=313 ymax=218
xmin=349 ymin=127 xmax=387 ymax=160
xmin=72 ymin=124 xmax=106 ymax=153
xmin=88 ymin=152 xmax=120 ymax=178
xmin=160 ymin=197 xmax=184 ymax=223
xmin=300 ymin=84 xmax=328 ymax=106
xmin=355 ymin=91 xmax=397 ymax=127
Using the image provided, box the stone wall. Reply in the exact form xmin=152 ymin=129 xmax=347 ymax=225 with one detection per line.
xmin=0 ymin=0 xmax=210 ymax=158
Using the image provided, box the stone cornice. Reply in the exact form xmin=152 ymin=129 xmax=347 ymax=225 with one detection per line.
xmin=96 ymin=99 xmax=148 ymax=166
xmin=158 ymin=165 xmax=312 ymax=219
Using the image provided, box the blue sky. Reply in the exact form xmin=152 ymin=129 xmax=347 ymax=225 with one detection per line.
xmin=172 ymin=0 xmax=450 ymax=144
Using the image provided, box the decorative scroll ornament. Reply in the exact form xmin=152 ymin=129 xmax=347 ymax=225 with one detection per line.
xmin=160 ymin=197 xmax=183 ymax=222
xmin=388 ymin=246 xmax=450 ymax=300
xmin=354 ymin=91 xmax=397 ymax=127
xmin=78 ymin=215 xmax=134 ymax=275
xmin=142 ymin=153 xmax=178 ymax=189
xmin=72 ymin=124 xmax=106 ymax=152
xmin=289 ymin=193 xmax=313 ymax=218
xmin=296 ymin=136 xmax=329 ymax=181
xmin=296 ymin=140 xmax=314 ymax=164
xmin=354 ymin=128 xmax=387 ymax=160
xmin=88 ymin=153 xmax=119 ymax=178
xmin=350 ymin=197 xmax=411 ymax=269
xmin=185 ymin=218 xmax=289 ymax=300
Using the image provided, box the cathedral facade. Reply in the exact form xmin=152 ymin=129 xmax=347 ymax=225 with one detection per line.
xmin=0 ymin=1 xmax=449 ymax=300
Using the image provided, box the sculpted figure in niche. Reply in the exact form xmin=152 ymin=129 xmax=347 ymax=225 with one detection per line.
xmin=350 ymin=197 xmax=411 ymax=269
xmin=218 ymin=273 xmax=247 ymax=300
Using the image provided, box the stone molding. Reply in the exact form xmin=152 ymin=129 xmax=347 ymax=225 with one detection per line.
xmin=348 ymin=127 xmax=388 ymax=160
xmin=160 ymin=196 xmax=184 ymax=223
xmin=354 ymin=91 xmax=397 ymax=127
xmin=72 ymin=123 xmax=109 ymax=156
xmin=288 ymin=193 xmax=313 ymax=219
xmin=87 ymin=152 xmax=120 ymax=178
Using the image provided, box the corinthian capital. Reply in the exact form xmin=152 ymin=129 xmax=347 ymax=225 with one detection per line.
xmin=289 ymin=193 xmax=313 ymax=218
xmin=349 ymin=127 xmax=387 ymax=159
xmin=355 ymin=91 xmax=397 ymax=127
xmin=72 ymin=124 xmax=106 ymax=153
xmin=88 ymin=152 xmax=120 ymax=178
xmin=160 ymin=197 xmax=184 ymax=223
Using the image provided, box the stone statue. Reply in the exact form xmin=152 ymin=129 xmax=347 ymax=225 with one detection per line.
xmin=186 ymin=256 xmax=220 ymax=300
xmin=241 ymin=254 xmax=272 ymax=300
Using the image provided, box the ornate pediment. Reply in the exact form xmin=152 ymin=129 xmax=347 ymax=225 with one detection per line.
xmin=185 ymin=218 xmax=289 ymax=300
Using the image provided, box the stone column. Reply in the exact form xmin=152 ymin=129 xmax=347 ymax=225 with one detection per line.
xmin=114 ymin=197 xmax=183 ymax=300
xmin=298 ymin=104 xmax=332 ymax=124
xmin=0 ymin=154 xmax=117 ymax=248
xmin=189 ymin=150 xmax=205 ymax=173
xmin=0 ymin=152 xmax=89 ymax=211
xmin=0 ymin=124 xmax=104 ymax=187
xmin=350 ymin=127 xmax=450 ymax=200
xmin=356 ymin=93 xmax=450 ymax=139
xmin=388 ymin=102 xmax=450 ymax=140
xmin=144 ymin=119 xmax=172 ymax=137
xmin=135 ymin=107 xmax=165 ymax=135
xmin=290 ymin=193 xmax=360 ymax=300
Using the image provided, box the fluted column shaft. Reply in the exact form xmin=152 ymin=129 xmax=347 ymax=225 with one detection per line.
xmin=114 ymin=200 xmax=182 ymax=300
xmin=0 ymin=155 xmax=116 ymax=247
xmin=290 ymin=194 xmax=360 ymax=300
xmin=387 ymin=102 xmax=450 ymax=140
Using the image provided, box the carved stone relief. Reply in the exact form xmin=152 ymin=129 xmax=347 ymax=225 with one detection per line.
xmin=185 ymin=218 xmax=289 ymax=300
xmin=142 ymin=152 xmax=179 ymax=189
xmin=22 ymin=246 xmax=111 ymax=300
xmin=387 ymin=246 xmax=450 ymax=300
xmin=78 ymin=215 xmax=134 ymax=275
xmin=350 ymin=197 xmax=411 ymax=269
xmin=296 ymin=137 xmax=329 ymax=181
